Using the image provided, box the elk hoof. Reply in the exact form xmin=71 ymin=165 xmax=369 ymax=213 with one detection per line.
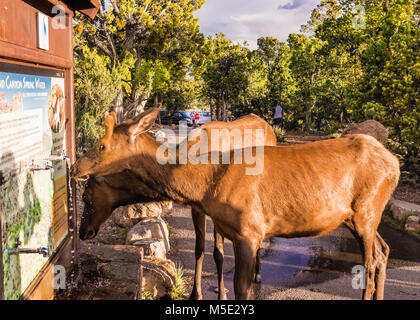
xmin=219 ymin=293 xmax=228 ymax=300
xmin=253 ymin=274 xmax=261 ymax=284
xmin=188 ymin=292 xmax=202 ymax=300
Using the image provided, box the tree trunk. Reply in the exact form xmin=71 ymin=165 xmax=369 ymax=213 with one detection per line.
xmin=305 ymin=96 xmax=317 ymax=132
xmin=216 ymin=97 xmax=221 ymax=121
xmin=210 ymin=98 xmax=214 ymax=121
xmin=305 ymin=107 xmax=311 ymax=132
xmin=113 ymin=88 xmax=124 ymax=123
xmin=135 ymin=100 xmax=147 ymax=116
xmin=222 ymin=95 xmax=228 ymax=122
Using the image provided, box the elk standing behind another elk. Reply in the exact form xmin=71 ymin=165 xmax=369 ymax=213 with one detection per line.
xmin=78 ymin=113 xmax=277 ymax=300
xmin=71 ymin=108 xmax=400 ymax=300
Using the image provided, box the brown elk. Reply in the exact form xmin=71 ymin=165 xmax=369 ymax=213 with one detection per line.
xmin=72 ymin=108 xmax=400 ymax=300
xmin=78 ymin=113 xmax=277 ymax=300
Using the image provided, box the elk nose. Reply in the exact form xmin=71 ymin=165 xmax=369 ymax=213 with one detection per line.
xmin=69 ymin=165 xmax=77 ymax=178
xmin=80 ymin=225 xmax=97 ymax=240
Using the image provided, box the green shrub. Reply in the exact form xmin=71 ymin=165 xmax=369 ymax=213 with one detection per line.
xmin=166 ymin=264 xmax=186 ymax=300
xmin=272 ymin=125 xmax=286 ymax=142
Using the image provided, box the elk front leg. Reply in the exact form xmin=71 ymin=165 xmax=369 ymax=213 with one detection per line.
xmin=189 ymin=209 xmax=206 ymax=300
xmin=233 ymin=237 xmax=259 ymax=300
xmin=213 ymin=227 xmax=227 ymax=300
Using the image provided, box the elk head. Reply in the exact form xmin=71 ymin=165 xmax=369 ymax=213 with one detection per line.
xmin=79 ymin=176 xmax=110 ymax=240
xmin=79 ymin=172 xmax=159 ymax=240
xmin=71 ymin=107 xmax=160 ymax=181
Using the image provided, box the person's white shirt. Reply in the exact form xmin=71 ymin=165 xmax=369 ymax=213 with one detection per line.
xmin=274 ymin=105 xmax=283 ymax=119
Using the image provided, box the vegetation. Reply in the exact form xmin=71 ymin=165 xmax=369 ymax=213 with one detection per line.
xmin=382 ymin=205 xmax=420 ymax=238
xmin=74 ymin=0 xmax=419 ymax=176
xmin=141 ymin=289 xmax=155 ymax=300
xmin=272 ymin=125 xmax=287 ymax=142
xmin=166 ymin=264 xmax=186 ymax=300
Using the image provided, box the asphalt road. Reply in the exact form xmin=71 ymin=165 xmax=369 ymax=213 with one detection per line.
xmin=165 ymin=204 xmax=420 ymax=300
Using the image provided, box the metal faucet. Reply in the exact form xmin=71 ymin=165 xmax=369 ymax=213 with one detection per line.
xmin=7 ymin=247 xmax=49 ymax=258
xmin=28 ymin=163 xmax=54 ymax=172
xmin=47 ymin=152 xmax=70 ymax=162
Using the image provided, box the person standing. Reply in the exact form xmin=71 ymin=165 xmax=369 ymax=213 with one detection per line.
xmin=194 ymin=111 xmax=200 ymax=127
xmin=274 ymin=105 xmax=283 ymax=127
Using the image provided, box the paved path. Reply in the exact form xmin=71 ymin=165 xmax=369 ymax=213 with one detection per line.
xmin=165 ymin=204 xmax=420 ymax=300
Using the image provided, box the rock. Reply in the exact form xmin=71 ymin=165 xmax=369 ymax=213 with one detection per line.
xmin=112 ymin=203 xmax=155 ymax=228
xmin=112 ymin=201 xmax=173 ymax=228
xmin=389 ymin=198 xmax=420 ymax=221
xmin=405 ymin=215 xmax=420 ymax=233
xmin=126 ymin=217 xmax=170 ymax=253
xmin=91 ymin=280 xmax=139 ymax=300
xmin=79 ymin=244 xmax=142 ymax=277
xmin=161 ymin=201 xmax=173 ymax=211
xmin=138 ymin=202 xmax=164 ymax=218
xmin=112 ymin=205 xmax=139 ymax=228
xmin=77 ymin=244 xmax=177 ymax=300
xmin=98 ymin=261 xmax=141 ymax=281
xmin=95 ymin=223 xmax=127 ymax=245
xmin=133 ymin=238 xmax=167 ymax=259
xmin=142 ymin=258 xmax=176 ymax=299
xmin=341 ymin=120 xmax=389 ymax=146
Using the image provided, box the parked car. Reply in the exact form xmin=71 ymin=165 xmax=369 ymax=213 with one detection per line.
xmin=158 ymin=110 xmax=193 ymax=127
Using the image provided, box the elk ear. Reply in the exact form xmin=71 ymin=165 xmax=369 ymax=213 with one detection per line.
xmin=128 ymin=107 xmax=160 ymax=138
xmin=104 ymin=111 xmax=117 ymax=138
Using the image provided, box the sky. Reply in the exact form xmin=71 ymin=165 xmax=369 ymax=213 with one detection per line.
xmin=195 ymin=0 xmax=321 ymax=49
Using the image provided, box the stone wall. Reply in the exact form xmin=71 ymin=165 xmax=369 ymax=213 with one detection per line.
xmin=74 ymin=200 xmax=176 ymax=300
xmin=389 ymin=198 xmax=420 ymax=234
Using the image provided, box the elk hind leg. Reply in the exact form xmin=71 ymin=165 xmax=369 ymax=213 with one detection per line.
xmin=253 ymin=248 xmax=262 ymax=283
xmin=213 ymin=227 xmax=228 ymax=300
xmin=346 ymin=218 xmax=377 ymax=300
xmin=373 ymin=232 xmax=389 ymax=300
xmin=189 ymin=209 xmax=206 ymax=300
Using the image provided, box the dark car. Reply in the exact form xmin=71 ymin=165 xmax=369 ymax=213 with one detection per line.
xmin=158 ymin=110 xmax=193 ymax=127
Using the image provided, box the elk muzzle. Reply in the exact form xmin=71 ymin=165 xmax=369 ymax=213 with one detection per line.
xmin=79 ymin=224 xmax=98 ymax=240
xmin=70 ymin=154 xmax=96 ymax=181
xmin=70 ymin=165 xmax=90 ymax=181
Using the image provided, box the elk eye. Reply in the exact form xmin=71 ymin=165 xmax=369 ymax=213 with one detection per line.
xmin=99 ymin=144 xmax=105 ymax=152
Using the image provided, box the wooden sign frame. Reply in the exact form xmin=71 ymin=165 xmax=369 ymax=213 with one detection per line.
xmin=0 ymin=0 xmax=99 ymax=300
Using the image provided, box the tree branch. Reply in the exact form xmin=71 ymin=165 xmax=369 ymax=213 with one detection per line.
xmin=99 ymin=3 xmax=117 ymax=65
xmin=83 ymin=31 xmax=113 ymax=57
xmin=109 ymin=0 xmax=120 ymax=17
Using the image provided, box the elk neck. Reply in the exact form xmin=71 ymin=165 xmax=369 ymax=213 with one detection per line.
xmin=126 ymin=132 xmax=223 ymax=204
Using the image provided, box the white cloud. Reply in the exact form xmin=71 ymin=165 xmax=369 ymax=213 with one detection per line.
xmin=195 ymin=0 xmax=320 ymax=49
